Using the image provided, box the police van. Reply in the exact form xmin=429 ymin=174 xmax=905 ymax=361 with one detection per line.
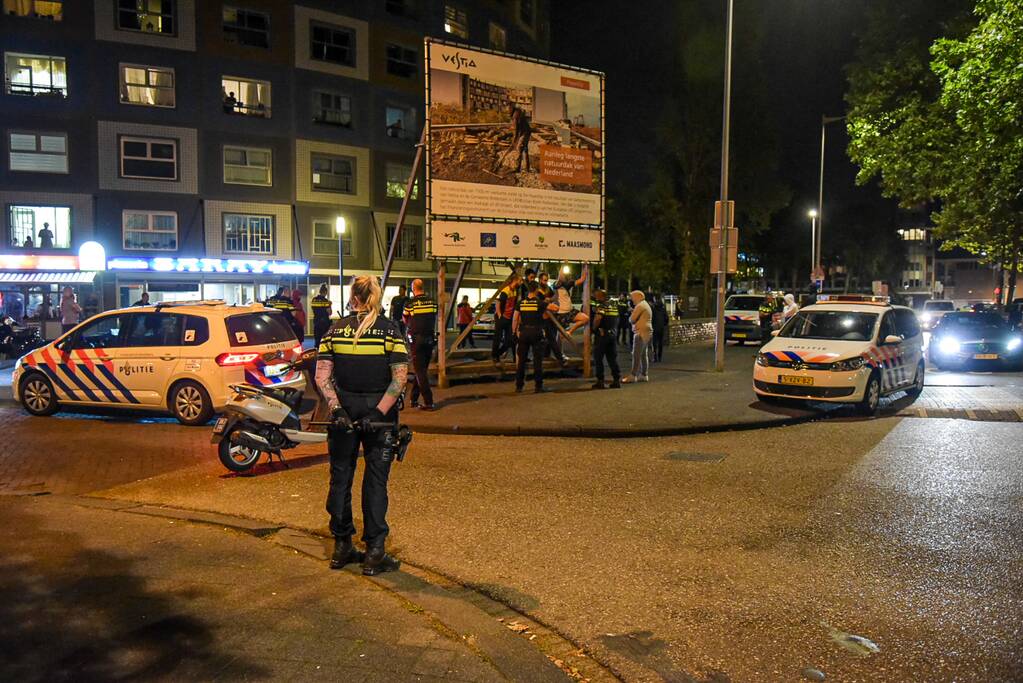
xmin=13 ymin=301 xmax=303 ymax=425
xmin=753 ymin=295 xmax=925 ymax=414
xmin=724 ymin=293 xmax=782 ymax=344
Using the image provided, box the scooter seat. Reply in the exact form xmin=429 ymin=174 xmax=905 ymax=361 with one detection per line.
xmin=266 ymin=386 xmax=304 ymax=409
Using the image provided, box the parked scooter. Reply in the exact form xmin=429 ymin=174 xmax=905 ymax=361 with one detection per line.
xmin=0 ymin=316 xmax=44 ymax=359
xmin=212 ymin=349 xmax=412 ymax=473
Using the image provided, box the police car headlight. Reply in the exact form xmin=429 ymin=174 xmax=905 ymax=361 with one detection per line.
xmin=755 ymin=352 xmax=770 ymax=367
xmin=831 ymin=357 xmax=866 ymax=372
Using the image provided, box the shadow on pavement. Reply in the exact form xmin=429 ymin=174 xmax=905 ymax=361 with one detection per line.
xmin=0 ymin=500 xmax=267 ymax=682
xmin=600 ymin=631 xmax=730 ymax=683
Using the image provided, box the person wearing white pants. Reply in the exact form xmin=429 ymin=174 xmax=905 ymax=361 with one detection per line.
xmin=623 ymin=290 xmax=652 ymax=383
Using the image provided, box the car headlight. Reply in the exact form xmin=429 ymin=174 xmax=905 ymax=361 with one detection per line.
xmin=831 ymin=357 xmax=866 ymax=372
xmin=920 ymin=312 xmax=932 ymax=323
xmin=938 ymin=337 xmax=961 ymax=354
xmin=1007 ymin=337 xmax=1022 ymax=352
xmin=755 ymin=352 xmax=769 ymax=367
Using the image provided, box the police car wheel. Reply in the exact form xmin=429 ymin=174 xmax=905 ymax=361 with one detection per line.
xmin=907 ymin=361 xmax=925 ymax=397
xmin=20 ymin=373 xmax=58 ymax=416
xmin=857 ymin=373 xmax=881 ymax=416
xmin=170 ymin=381 xmax=214 ymax=426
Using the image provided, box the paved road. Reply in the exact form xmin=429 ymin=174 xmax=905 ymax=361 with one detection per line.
xmin=97 ymin=416 xmax=1023 ymax=682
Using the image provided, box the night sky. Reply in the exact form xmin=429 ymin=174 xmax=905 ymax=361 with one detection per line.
xmin=550 ymin=0 xmax=896 ymax=236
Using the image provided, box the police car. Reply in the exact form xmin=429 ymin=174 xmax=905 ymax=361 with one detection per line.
xmin=13 ymin=301 xmax=303 ymax=425
xmin=724 ymin=293 xmax=781 ymax=344
xmin=753 ymin=295 xmax=925 ymax=414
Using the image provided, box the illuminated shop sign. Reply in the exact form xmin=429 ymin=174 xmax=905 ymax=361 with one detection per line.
xmin=106 ymin=257 xmax=309 ymax=276
xmin=0 ymin=253 xmax=80 ymax=271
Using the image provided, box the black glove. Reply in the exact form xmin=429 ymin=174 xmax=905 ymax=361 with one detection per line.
xmin=331 ymin=406 xmax=354 ymax=430
xmin=357 ymin=408 xmax=387 ymax=433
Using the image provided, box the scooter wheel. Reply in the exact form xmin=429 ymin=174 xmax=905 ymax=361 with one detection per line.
xmin=218 ymin=428 xmax=263 ymax=473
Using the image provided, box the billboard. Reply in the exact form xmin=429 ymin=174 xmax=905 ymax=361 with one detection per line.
xmin=425 ymin=39 xmax=604 ymax=262
xmin=430 ymin=221 xmax=602 ymax=262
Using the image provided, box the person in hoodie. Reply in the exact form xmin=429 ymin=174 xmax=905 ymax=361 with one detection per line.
xmin=781 ymin=293 xmax=800 ymax=325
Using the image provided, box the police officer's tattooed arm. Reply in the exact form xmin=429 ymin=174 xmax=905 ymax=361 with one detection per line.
xmin=375 ymin=363 xmax=408 ymax=415
xmin=315 ymin=359 xmax=340 ymax=412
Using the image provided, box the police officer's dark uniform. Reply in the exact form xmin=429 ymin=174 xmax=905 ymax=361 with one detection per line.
xmin=758 ymin=297 xmax=775 ymax=345
xmin=514 ymin=289 xmax=547 ymax=393
xmin=311 ymin=291 xmax=333 ymax=347
xmin=319 ymin=314 xmax=408 ymax=574
xmin=403 ymin=292 xmax=437 ymax=409
xmin=265 ymin=290 xmax=302 ymax=340
xmin=592 ymin=296 xmax=622 ymax=388
xmin=491 ymin=284 xmax=518 ymax=364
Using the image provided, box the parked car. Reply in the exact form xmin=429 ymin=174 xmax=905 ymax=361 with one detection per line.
xmin=917 ymin=299 xmax=955 ymax=331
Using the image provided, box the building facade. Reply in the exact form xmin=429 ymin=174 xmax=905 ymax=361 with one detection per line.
xmin=0 ymin=0 xmax=550 ymax=330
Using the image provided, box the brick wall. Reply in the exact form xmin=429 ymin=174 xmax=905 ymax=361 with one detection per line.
xmin=668 ymin=318 xmax=716 ymax=345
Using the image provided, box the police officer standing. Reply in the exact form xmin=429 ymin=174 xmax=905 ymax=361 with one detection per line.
xmin=512 ymin=281 xmax=548 ymax=393
xmin=265 ymin=286 xmax=302 ymax=340
xmin=316 ymin=275 xmax=408 ymax=575
xmin=311 ymin=283 xmax=333 ymax=348
xmin=591 ymin=289 xmax=622 ymax=389
xmin=403 ymin=279 xmax=438 ymax=411
xmin=758 ymin=295 xmax=775 ymax=346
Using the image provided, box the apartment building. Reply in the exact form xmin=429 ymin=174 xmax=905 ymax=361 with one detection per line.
xmin=0 ymin=0 xmax=549 ymax=327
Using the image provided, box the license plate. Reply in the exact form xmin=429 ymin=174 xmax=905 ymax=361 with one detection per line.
xmin=974 ymin=353 xmax=999 ymax=360
xmin=733 ymin=333 xmax=747 ymax=338
xmin=213 ymin=417 xmax=228 ymax=434
xmin=779 ymin=375 xmax=813 ymax=386
xmin=264 ymin=364 xmax=286 ymax=377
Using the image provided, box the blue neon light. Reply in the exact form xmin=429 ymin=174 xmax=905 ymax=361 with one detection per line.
xmin=107 ymin=257 xmax=309 ymax=276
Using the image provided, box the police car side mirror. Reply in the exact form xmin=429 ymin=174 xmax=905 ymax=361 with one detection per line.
xmin=882 ymin=334 xmax=902 ymax=345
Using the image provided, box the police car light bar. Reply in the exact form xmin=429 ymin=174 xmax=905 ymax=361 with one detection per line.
xmin=816 ymin=294 xmax=891 ymax=305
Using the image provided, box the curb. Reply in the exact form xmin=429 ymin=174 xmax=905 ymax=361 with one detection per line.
xmin=65 ymin=495 xmax=619 ymax=683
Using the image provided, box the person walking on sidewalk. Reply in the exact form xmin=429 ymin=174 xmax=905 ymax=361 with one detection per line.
xmin=59 ymin=286 xmax=82 ymax=334
xmin=512 ymin=281 xmax=548 ymax=394
xmin=623 ymin=290 xmax=652 ymax=383
xmin=456 ymin=295 xmax=475 ymax=348
xmin=403 ymin=279 xmax=438 ymax=411
xmin=311 ymin=283 xmax=333 ymax=349
xmin=590 ymin=289 xmax=621 ymax=389
xmin=651 ymin=294 xmax=669 ymax=362
xmin=316 ymin=275 xmax=408 ymax=576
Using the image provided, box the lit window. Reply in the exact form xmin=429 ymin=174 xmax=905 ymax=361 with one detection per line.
xmin=223 ymin=7 xmax=270 ymax=49
xmin=224 ymin=213 xmax=273 ymax=254
xmin=313 ymin=220 xmax=352 ymax=256
xmin=385 ymin=162 xmax=418 ymax=199
xmin=3 ymin=0 xmax=62 ymax=20
xmin=385 ymin=105 xmax=415 ymax=139
xmin=123 ymin=210 xmax=178 ymax=250
xmin=119 ymin=64 xmax=175 ymax=107
xmin=385 ymin=43 xmax=416 ymax=78
xmin=223 ymin=146 xmax=271 ymax=186
xmin=310 ymin=22 xmax=355 ymax=67
xmin=221 ymin=76 xmax=271 ymax=117
xmin=4 ymin=52 xmax=67 ymax=97
xmin=120 ymin=136 xmax=178 ymax=180
xmin=386 ymin=222 xmax=421 ymax=261
xmin=117 ymin=0 xmax=175 ymax=35
xmin=8 ymin=205 xmax=71 ymax=249
xmin=312 ymin=90 xmax=351 ymax=127
xmin=444 ymin=5 xmax=468 ymax=39
xmin=9 ymin=131 xmax=68 ymax=173
xmin=311 ymin=154 xmax=354 ymax=193
xmin=488 ymin=22 xmax=506 ymax=50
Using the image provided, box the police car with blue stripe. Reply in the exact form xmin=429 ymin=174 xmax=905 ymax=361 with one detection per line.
xmin=13 ymin=301 xmax=303 ymax=425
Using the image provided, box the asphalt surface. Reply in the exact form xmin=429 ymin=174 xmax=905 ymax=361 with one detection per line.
xmin=98 ymin=416 xmax=1023 ymax=682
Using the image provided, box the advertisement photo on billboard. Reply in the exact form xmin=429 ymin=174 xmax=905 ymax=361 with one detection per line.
xmin=426 ymin=40 xmax=604 ymax=227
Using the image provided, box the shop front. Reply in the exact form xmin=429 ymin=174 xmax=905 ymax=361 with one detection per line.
xmin=0 ymin=251 xmax=103 ymax=340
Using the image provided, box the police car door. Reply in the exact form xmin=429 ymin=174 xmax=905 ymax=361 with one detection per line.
xmin=877 ymin=311 xmax=901 ymax=392
xmin=118 ymin=312 xmax=183 ymax=405
xmin=894 ymin=308 xmax=923 ymax=387
xmin=58 ymin=313 xmax=131 ymax=405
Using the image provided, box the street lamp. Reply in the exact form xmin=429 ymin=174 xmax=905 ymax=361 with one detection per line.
xmin=561 ymin=264 xmax=571 ymax=275
xmin=713 ymin=0 xmax=736 ymax=372
xmin=335 ymin=216 xmax=346 ymax=311
xmin=816 ymin=115 xmax=846 ymax=275
xmin=808 ymin=209 xmax=818 ymax=283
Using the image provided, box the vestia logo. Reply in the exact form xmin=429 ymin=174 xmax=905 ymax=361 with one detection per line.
xmin=480 ymin=232 xmax=497 ymax=248
xmin=511 ymin=235 xmax=520 ymax=245
xmin=444 ymin=232 xmax=465 ymax=242
xmin=441 ymin=52 xmax=477 ymax=71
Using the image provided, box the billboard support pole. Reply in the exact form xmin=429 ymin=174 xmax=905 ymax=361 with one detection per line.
xmin=582 ymin=264 xmax=591 ymax=377
xmin=447 ymin=269 xmax=518 ymax=358
xmin=436 ymin=261 xmax=448 ymax=389
xmin=444 ymin=260 xmax=469 ymax=326
xmin=381 ymin=127 xmax=427 ymax=292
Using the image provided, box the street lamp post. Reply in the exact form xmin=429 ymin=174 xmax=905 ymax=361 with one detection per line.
xmin=816 ymin=115 xmax=846 ymax=275
xmin=808 ymin=209 xmax=818 ymax=283
xmin=713 ymin=0 xmax=735 ymax=372
xmin=335 ymin=216 xmax=346 ymax=312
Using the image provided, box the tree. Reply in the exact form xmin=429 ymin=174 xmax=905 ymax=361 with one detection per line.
xmin=846 ymin=0 xmax=1023 ymax=301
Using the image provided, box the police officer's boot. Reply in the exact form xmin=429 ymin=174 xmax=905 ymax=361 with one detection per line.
xmin=330 ymin=536 xmax=364 ymax=569
xmin=362 ymin=544 xmax=401 ymax=576
xmin=609 ymin=378 xmax=622 ymax=389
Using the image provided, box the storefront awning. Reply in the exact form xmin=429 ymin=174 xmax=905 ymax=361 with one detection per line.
xmin=0 ymin=271 xmax=96 ymax=284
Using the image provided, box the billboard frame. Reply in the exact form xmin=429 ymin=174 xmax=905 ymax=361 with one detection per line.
xmin=424 ymin=37 xmax=605 ymax=265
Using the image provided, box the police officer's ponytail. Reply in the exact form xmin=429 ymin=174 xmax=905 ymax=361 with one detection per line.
xmin=350 ymin=276 xmax=382 ymax=345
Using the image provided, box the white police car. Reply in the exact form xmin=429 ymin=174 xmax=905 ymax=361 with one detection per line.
xmin=13 ymin=301 xmax=303 ymax=425
xmin=753 ymin=295 xmax=925 ymax=414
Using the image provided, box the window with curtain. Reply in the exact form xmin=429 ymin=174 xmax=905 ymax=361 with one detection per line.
xmin=312 ymin=90 xmax=352 ymax=127
xmin=117 ymin=0 xmax=175 ymax=35
xmin=223 ymin=146 xmax=271 ymax=186
xmin=120 ymin=64 xmax=175 ymax=107
xmin=221 ymin=76 xmax=271 ymax=117
xmin=4 ymin=52 xmax=67 ymax=96
xmin=3 ymin=0 xmax=63 ymax=20
xmin=9 ymin=131 xmax=68 ymax=173
xmin=123 ymin=211 xmax=177 ymax=250
xmin=224 ymin=213 xmax=273 ymax=254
